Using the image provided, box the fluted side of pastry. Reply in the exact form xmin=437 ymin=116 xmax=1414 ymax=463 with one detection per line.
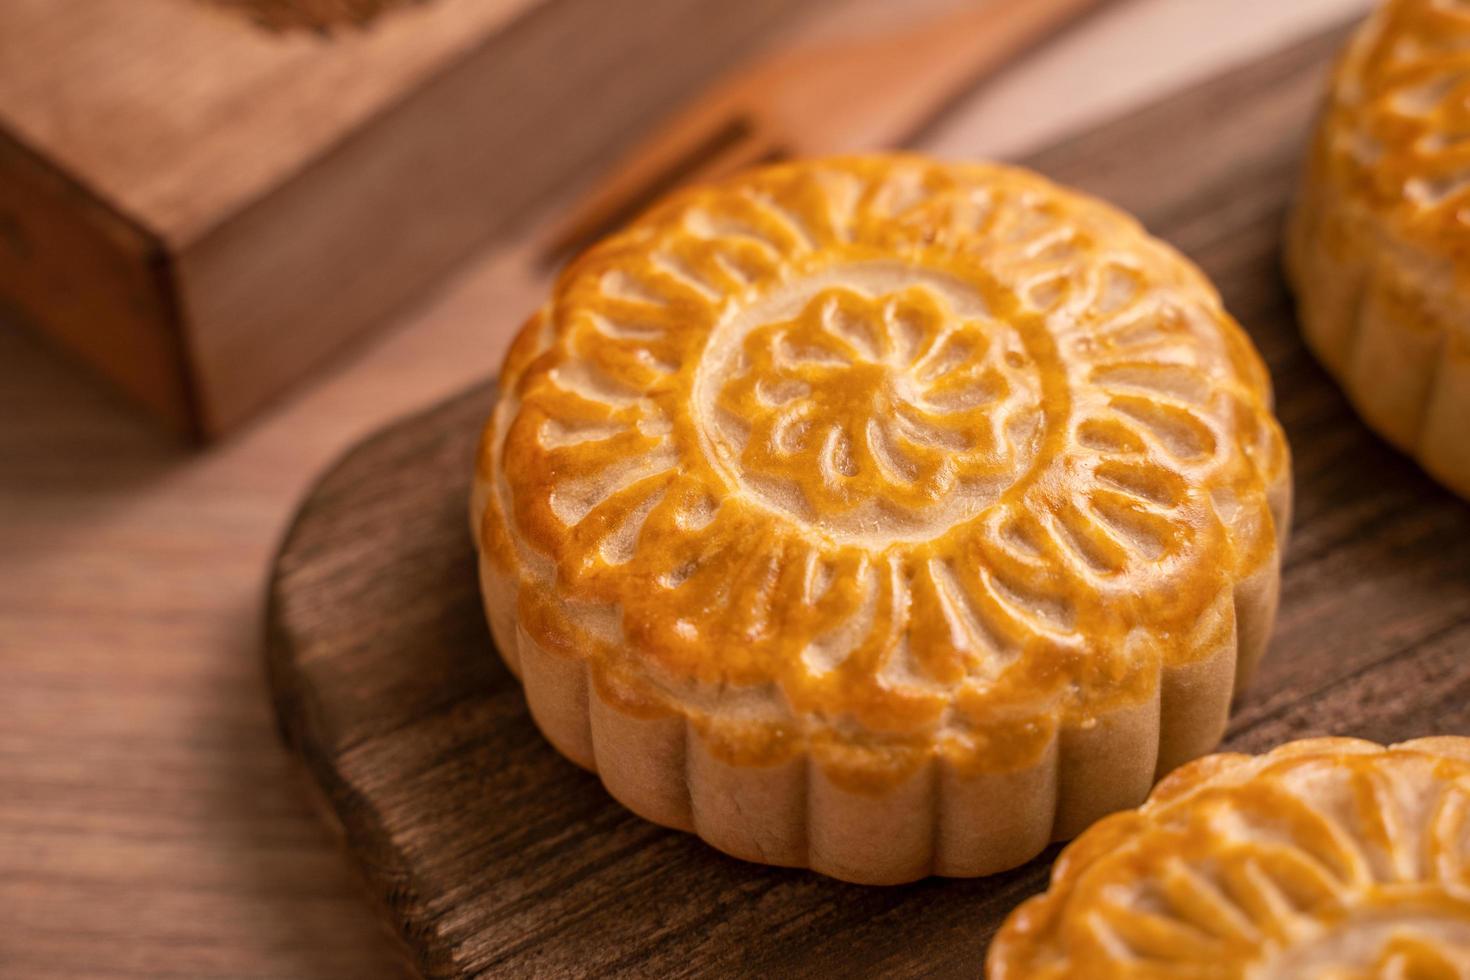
xmin=1287 ymin=0 xmax=1470 ymax=500
xmin=473 ymin=155 xmax=1291 ymax=884
xmin=988 ymin=737 xmax=1470 ymax=978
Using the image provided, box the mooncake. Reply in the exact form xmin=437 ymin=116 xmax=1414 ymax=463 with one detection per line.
xmin=1288 ymin=0 xmax=1470 ymax=499
xmin=473 ymin=154 xmax=1291 ymax=884
xmin=989 ymin=737 xmax=1470 ymax=978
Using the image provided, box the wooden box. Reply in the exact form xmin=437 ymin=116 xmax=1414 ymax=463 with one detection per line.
xmin=0 ymin=0 xmax=799 ymax=437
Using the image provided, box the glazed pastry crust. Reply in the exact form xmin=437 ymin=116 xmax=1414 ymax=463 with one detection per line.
xmin=1287 ymin=0 xmax=1470 ymax=500
xmin=474 ymin=155 xmax=1291 ymax=884
xmin=987 ymin=737 xmax=1470 ymax=979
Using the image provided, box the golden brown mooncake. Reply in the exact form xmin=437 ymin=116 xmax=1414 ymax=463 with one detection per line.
xmin=1287 ymin=0 xmax=1470 ymax=500
xmin=472 ymin=154 xmax=1292 ymax=885
xmin=988 ymin=737 xmax=1470 ymax=979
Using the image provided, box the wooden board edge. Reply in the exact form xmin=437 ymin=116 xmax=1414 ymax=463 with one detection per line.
xmin=264 ymin=381 xmax=495 ymax=979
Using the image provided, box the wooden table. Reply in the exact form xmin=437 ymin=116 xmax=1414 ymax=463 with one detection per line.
xmin=0 ymin=0 xmax=1372 ymax=975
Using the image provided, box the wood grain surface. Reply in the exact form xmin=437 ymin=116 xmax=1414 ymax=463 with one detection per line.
xmin=266 ymin=22 xmax=1470 ymax=978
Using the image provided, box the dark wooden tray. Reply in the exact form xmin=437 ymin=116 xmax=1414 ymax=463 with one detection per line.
xmin=265 ymin=24 xmax=1470 ymax=979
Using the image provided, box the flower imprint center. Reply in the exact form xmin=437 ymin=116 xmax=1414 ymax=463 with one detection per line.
xmin=695 ymin=268 xmax=1046 ymax=545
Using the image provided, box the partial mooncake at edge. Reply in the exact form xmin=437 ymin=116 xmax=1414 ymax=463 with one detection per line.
xmin=1287 ymin=0 xmax=1470 ymax=500
xmin=988 ymin=737 xmax=1470 ymax=978
xmin=472 ymin=154 xmax=1292 ymax=884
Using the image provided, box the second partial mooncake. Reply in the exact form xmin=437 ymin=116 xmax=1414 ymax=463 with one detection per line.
xmin=1288 ymin=0 xmax=1470 ymax=499
xmin=473 ymin=154 xmax=1291 ymax=884
xmin=989 ymin=737 xmax=1470 ymax=978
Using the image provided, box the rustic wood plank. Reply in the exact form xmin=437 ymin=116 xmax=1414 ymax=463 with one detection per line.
xmin=266 ymin=23 xmax=1470 ymax=978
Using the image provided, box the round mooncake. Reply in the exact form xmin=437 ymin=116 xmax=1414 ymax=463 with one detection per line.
xmin=988 ymin=737 xmax=1470 ymax=978
xmin=472 ymin=154 xmax=1291 ymax=884
xmin=1288 ymin=0 xmax=1470 ymax=500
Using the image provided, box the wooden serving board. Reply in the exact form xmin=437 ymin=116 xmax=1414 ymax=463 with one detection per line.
xmin=266 ymin=25 xmax=1470 ymax=978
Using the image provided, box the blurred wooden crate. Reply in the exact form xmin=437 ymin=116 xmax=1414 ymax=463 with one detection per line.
xmin=0 ymin=0 xmax=801 ymax=437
